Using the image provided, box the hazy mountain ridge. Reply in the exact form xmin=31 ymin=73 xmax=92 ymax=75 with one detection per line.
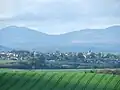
xmin=0 ymin=26 xmax=120 ymax=52
xmin=0 ymin=45 xmax=11 ymax=52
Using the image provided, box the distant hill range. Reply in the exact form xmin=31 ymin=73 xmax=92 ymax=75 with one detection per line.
xmin=0 ymin=26 xmax=120 ymax=52
xmin=0 ymin=45 xmax=11 ymax=52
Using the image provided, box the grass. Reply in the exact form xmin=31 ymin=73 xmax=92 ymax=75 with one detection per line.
xmin=0 ymin=60 xmax=17 ymax=64
xmin=0 ymin=69 xmax=120 ymax=90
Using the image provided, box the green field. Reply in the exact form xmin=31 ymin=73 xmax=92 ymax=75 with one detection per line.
xmin=0 ymin=69 xmax=120 ymax=90
xmin=0 ymin=60 xmax=17 ymax=64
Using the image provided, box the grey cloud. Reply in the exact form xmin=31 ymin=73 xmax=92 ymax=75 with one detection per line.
xmin=0 ymin=0 xmax=120 ymax=34
xmin=1 ymin=0 xmax=120 ymax=21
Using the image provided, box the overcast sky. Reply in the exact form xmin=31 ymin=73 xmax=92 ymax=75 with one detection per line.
xmin=0 ymin=0 xmax=120 ymax=34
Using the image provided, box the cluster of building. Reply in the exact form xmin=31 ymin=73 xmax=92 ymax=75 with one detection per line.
xmin=0 ymin=50 xmax=120 ymax=69
xmin=0 ymin=52 xmax=18 ymax=60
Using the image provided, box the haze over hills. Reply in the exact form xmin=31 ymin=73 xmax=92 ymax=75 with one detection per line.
xmin=0 ymin=26 xmax=120 ymax=52
xmin=0 ymin=45 xmax=11 ymax=52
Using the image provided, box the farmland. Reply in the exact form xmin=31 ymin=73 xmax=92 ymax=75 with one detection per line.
xmin=0 ymin=69 xmax=120 ymax=90
xmin=0 ymin=60 xmax=17 ymax=64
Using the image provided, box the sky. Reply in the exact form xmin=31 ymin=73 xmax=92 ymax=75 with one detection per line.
xmin=0 ymin=0 xmax=120 ymax=34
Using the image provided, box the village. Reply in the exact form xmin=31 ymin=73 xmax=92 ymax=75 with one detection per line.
xmin=0 ymin=50 xmax=120 ymax=69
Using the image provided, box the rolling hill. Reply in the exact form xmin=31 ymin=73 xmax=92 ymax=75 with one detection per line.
xmin=0 ymin=26 xmax=120 ymax=52
xmin=0 ymin=69 xmax=120 ymax=90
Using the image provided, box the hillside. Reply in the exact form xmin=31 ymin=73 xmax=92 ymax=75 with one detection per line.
xmin=0 ymin=45 xmax=11 ymax=52
xmin=0 ymin=26 xmax=50 ymax=49
xmin=0 ymin=70 xmax=120 ymax=90
xmin=0 ymin=26 xmax=120 ymax=52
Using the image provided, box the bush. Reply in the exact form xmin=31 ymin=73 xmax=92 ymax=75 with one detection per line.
xmin=96 ymin=69 xmax=120 ymax=75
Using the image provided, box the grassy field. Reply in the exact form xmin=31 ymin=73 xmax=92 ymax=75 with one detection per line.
xmin=0 ymin=69 xmax=120 ymax=90
xmin=0 ymin=60 xmax=17 ymax=64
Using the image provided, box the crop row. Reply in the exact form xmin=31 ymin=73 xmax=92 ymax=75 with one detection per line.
xmin=0 ymin=71 xmax=120 ymax=90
